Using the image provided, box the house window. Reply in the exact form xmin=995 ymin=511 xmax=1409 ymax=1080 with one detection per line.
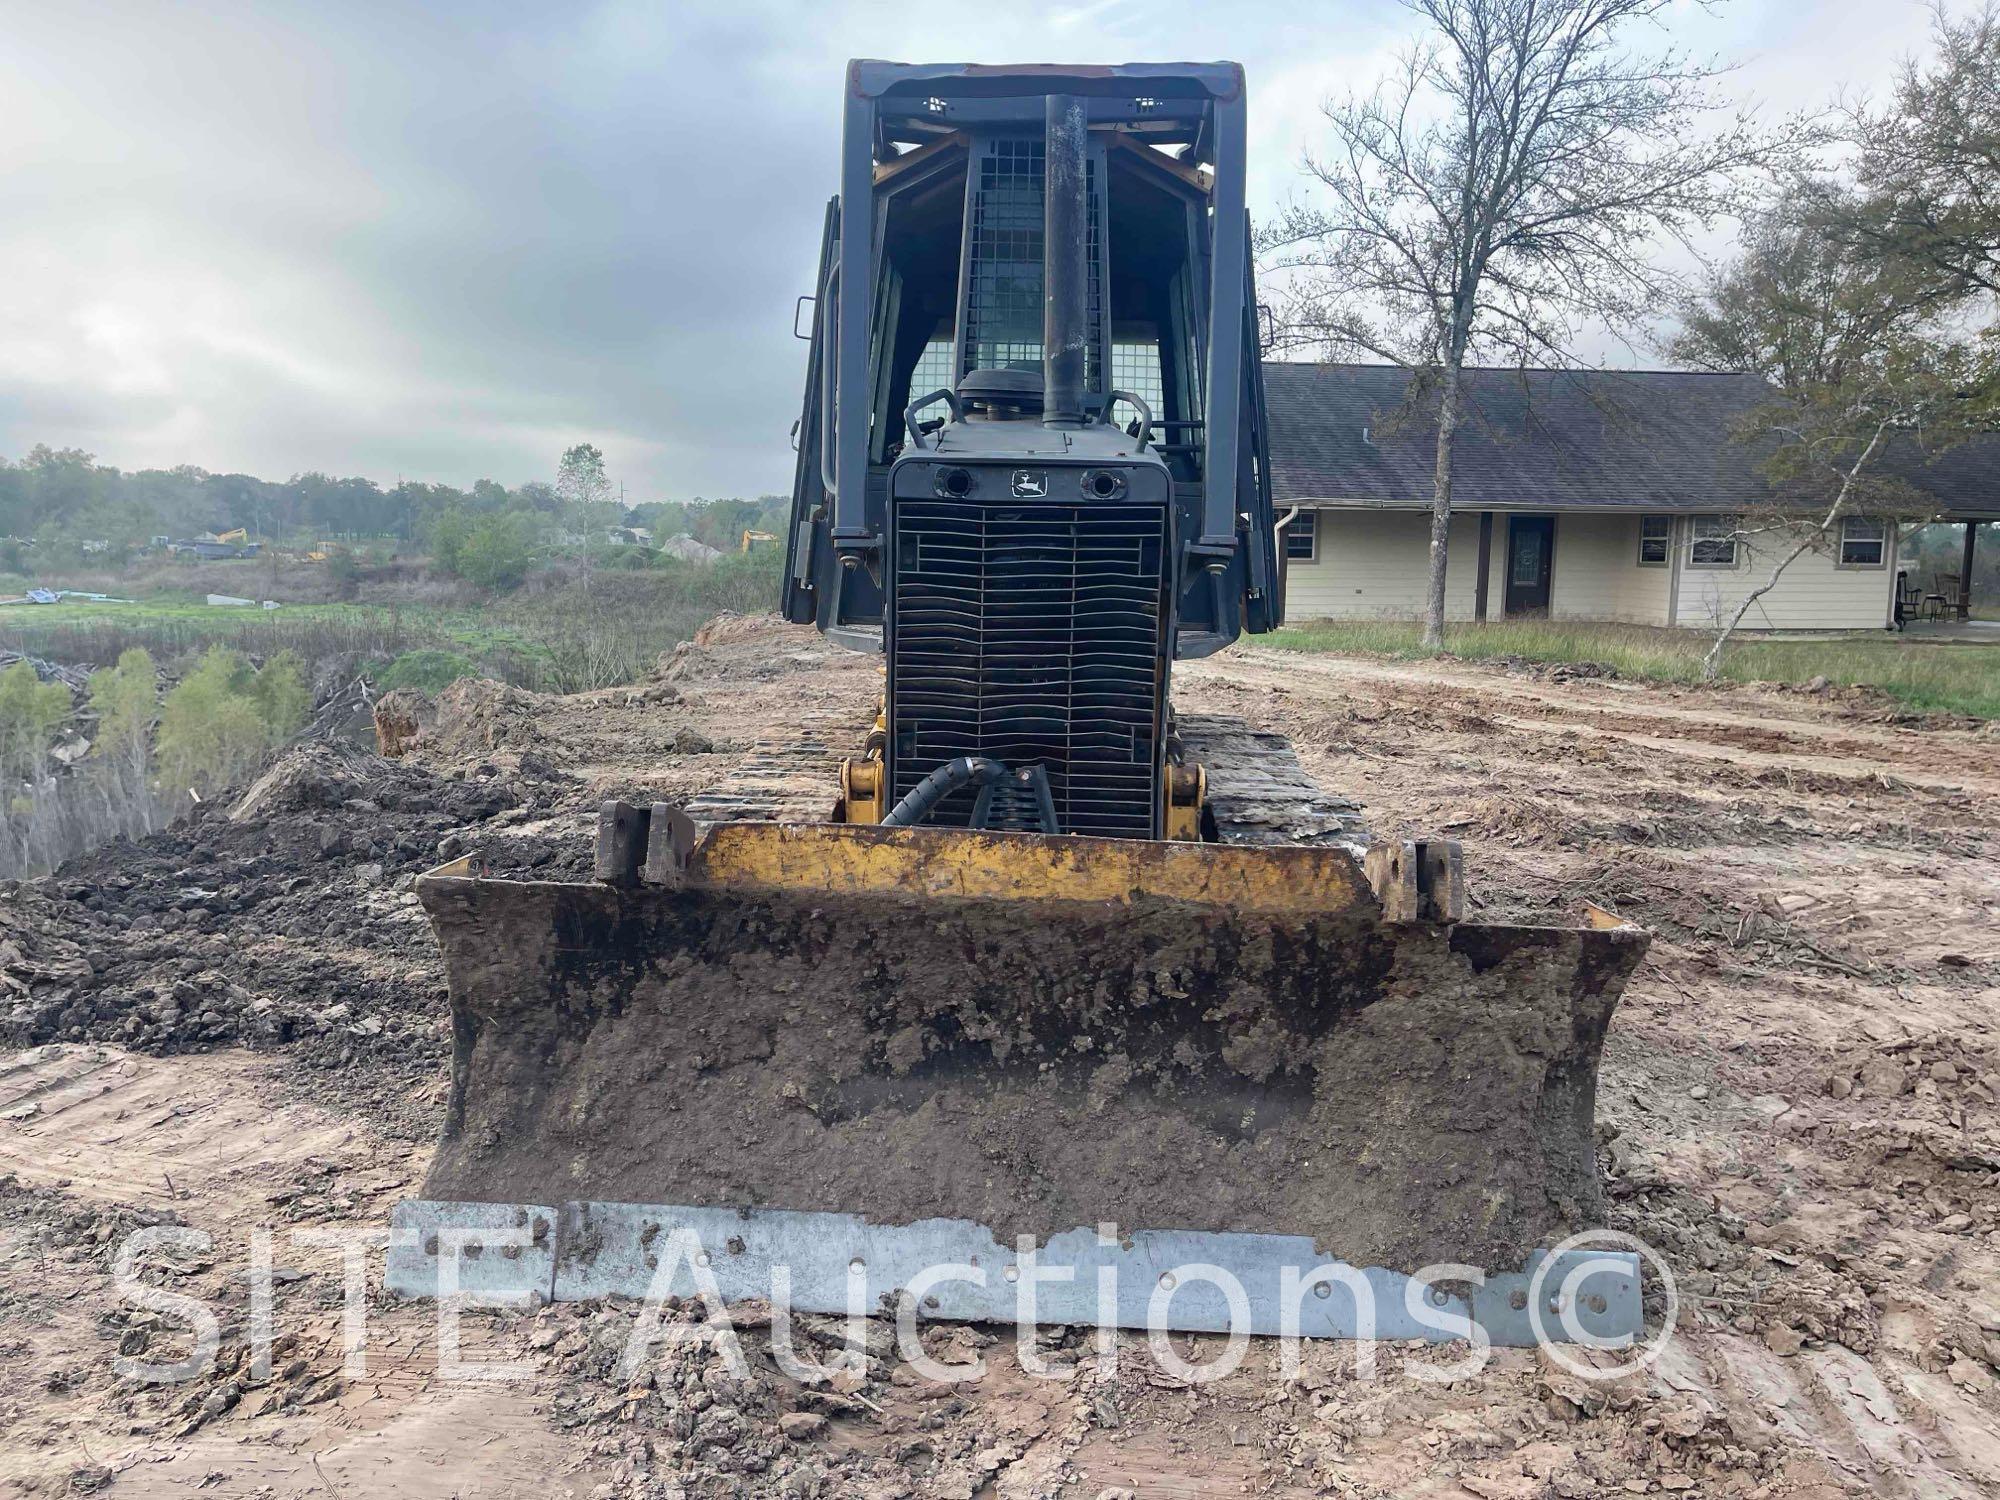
xmin=1638 ymin=515 xmax=1672 ymax=567
xmin=1284 ymin=512 xmax=1317 ymax=562
xmin=1688 ymin=514 xmax=1739 ymax=569
xmin=1839 ymin=515 xmax=1886 ymax=568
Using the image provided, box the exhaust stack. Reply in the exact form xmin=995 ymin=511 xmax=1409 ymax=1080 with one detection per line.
xmin=1043 ymin=93 xmax=1089 ymax=429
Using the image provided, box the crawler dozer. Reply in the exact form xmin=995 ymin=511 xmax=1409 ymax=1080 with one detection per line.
xmin=392 ymin=62 xmax=1649 ymax=1344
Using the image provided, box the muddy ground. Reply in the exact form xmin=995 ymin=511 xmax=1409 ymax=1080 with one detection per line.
xmin=2 ymin=613 xmax=1996 ymax=1497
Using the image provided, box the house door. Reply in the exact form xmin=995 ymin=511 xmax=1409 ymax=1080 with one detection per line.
xmin=1505 ymin=516 xmax=1555 ymax=615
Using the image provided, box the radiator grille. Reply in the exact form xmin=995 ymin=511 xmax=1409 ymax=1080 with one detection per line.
xmin=889 ymin=494 xmax=1168 ymax=839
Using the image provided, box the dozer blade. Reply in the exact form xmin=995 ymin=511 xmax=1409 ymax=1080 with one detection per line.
xmin=389 ymin=818 xmax=1649 ymax=1345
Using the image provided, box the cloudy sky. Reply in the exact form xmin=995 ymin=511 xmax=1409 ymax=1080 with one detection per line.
xmin=0 ymin=0 xmax=1948 ymax=500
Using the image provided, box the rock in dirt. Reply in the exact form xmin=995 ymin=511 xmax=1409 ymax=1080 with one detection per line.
xmin=1763 ymin=1325 xmax=1805 ymax=1357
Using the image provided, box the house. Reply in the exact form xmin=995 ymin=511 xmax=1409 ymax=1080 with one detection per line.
xmin=1264 ymin=364 xmax=1997 ymax=630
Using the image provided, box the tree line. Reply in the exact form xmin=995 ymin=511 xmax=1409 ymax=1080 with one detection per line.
xmin=0 ymin=449 xmax=533 ymax=556
xmin=0 ymin=438 xmax=789 ymax=577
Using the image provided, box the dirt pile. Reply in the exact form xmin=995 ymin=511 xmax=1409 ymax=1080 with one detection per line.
xmin=660 ymin=610 xmax=849 ymax=686
xmin=1 ymin=896 xmax=93 ymax=1008
xmin=229 ymin=737 xmax=467 ymax=820
xmin=414 ymin=675 xmax=570 ymax=766
xmin=692 ymin=610 xmax=788 ymax=650
xmin=1476 ymin=652 xmax=1621 ymax=684
xmin=0 ymin=617 xmax=865 ymax=1126
xmin=0 ymin=743 xmax=548 ymax=1135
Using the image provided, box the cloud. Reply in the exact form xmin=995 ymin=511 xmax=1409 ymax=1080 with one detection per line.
xmin=0 ymin=0 xmax=1936 ymax=499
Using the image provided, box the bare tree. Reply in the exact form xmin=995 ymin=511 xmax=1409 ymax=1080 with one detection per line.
xmin=1670 ymin=189 xmax=1989 ymax=677
xmin=1263 ymin=0 xmax=1800 ymax=648
xmin=1824 ymin=2 xmax=2000 ymax=307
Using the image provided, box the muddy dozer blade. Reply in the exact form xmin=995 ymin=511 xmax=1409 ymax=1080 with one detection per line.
xmin=391 ymin=819 xmax=1648 ymax=1344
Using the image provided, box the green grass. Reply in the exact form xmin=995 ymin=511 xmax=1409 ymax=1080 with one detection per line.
xmin=0 ymin=596 xmax=530 ymax=667
xmin=375 ymin=649 xmax=479 ymax=694
xmin=1259 ymin=619 xmax=2000 ymax=719
xmin=0 ymin=554 xmax=784 ymax=692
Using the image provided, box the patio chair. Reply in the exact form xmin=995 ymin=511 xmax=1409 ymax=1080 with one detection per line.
xmin=1932 ymin=573 xmax=1965 ymax=621
xmin=1896 ymin=573 xmax=1926 ymax=626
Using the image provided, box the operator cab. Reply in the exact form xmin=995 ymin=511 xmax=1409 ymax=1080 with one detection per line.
xmin=783 ymin=63 xmax=1281 ymax=660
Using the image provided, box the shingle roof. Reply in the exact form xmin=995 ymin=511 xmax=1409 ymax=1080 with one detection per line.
xmin=1262 ymin=362 xmax=1999 ymax=515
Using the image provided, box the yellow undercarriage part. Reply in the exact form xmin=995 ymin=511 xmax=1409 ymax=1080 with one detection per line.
xmin=838 ymin=757 xmax=885 ymax=824
xmin=837 ymin=744 xmax=1208 ymax=840
xmin=1163 ymin=761 xmax=1205 ymax=841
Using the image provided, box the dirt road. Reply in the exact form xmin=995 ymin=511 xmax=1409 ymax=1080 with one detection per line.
xmin=3 ymin=616 xmax=1996 ymax=1497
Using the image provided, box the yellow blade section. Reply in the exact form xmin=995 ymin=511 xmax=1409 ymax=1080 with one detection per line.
xmin=683 ymin=822 xmax=1376 ymax=915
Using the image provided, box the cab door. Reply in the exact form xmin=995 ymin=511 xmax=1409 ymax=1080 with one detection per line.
xmin=781 ymin=198 xmax=840 ymax=627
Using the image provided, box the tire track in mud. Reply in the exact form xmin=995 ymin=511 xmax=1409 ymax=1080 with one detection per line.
xmin=0 ymin=1046 xmax=613 ymax=1496
xmin=1198 ymin=651 xmax=2000 ymax=795
xmin=1188 ymin=641 xmax=2000 ymax=1497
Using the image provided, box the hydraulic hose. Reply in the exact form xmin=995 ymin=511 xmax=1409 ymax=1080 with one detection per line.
xmin=879 ymin=756 xmax=1008 ymax=828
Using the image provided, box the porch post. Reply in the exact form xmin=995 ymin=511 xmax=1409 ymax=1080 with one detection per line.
xmin=1961 ymin=521 xmax=1980 ymax=622
xmin=1475 ymin=512 xmax=1493 ymax=622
